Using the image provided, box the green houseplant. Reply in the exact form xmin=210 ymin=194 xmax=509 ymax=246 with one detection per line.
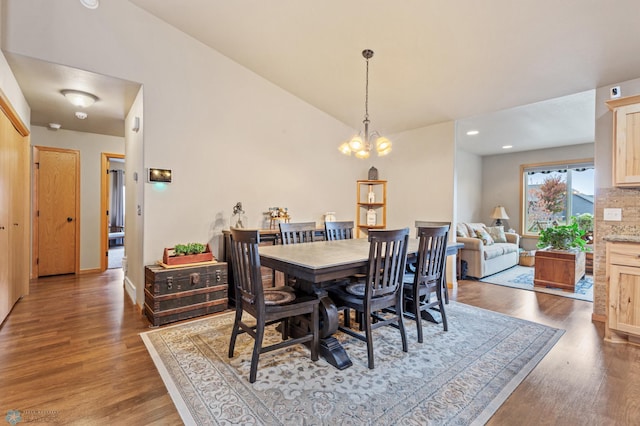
xmin=163 ymin=242 xmax=213 ymax=266
xmin=536 ymin=217 xmax=586 ymax=251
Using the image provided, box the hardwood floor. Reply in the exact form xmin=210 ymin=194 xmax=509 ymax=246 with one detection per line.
xmin=1 ymin=270 xmax=638 ymax=425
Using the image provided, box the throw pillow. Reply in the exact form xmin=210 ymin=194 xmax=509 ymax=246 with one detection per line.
xmin=486 ymin=226 xmax=507 ymax=243
xmin=475 ymin=228 xmax=494 ymax=245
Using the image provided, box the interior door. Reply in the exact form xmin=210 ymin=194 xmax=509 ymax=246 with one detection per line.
xmin=36 ymin=147 xmax=80 ymax=276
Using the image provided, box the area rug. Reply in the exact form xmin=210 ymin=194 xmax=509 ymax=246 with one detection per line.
xmin=479 ymin=265 xmax=593 ymax=302
xmin=141 ymin=302 xmax=564 ymax=425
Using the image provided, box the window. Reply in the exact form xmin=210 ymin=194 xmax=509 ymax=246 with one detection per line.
xmin=521 ymin=160 xmax=594 ymax=237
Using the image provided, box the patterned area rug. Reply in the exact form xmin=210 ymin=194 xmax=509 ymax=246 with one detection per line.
xmin=141 ymin=302 xmax=564 ymax=425
xmin=479 ymin=265 xmax=593 ymax=302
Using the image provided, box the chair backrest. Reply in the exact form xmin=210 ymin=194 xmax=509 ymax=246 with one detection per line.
xmin=325 ymin=221 xmax=354 ymax=241
xmin=229 ymin=228 xmax=264 ymax=309
xmin=279 ymin=222 xmax=317 ymax=245
xmin=365 ymin=228 xmax=410 ymax=299
xmin=414 ymin=224 xmax=450 ymax=288
xmin=414 ymin=221 xmax=450 ymax=237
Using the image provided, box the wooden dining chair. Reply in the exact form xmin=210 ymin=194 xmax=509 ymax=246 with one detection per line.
xmin=414 ymin=220 xmax=452 ymax=304
xmin=228 ymin=228 xmax=320 ymax=383
xmin=403 ymin=223 xmax=450 ymax=343
xmin=324 ymin=221 xmax=354 ymax=241
xmin=279 ymin=222 xmax=317 ymax=245
xmin=328 ymin=228 xmax=410 ymax=369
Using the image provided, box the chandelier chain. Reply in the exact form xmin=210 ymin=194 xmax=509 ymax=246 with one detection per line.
xmin=364 ymin=56 xmax=369 ymax=122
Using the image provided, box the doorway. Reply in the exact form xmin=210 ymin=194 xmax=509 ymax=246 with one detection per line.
xmin=33 ymin=146 xmax=80 ymax=277
xmin=101 ymin=153 xmax=125 ymax=270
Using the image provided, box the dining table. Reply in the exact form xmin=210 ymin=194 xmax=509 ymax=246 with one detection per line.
xmin=259 ymin=237 xmax=463 ymax=369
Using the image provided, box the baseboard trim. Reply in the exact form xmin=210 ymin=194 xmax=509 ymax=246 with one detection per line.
xmin=123 ymin=276 xmax=136 ymax=305
xmin=592 ymin=313 xmax=606 ymax=323
xmin=79 ymin=268 xmax=102 ymax=275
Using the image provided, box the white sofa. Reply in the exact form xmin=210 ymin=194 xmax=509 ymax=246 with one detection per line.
xmin=456 ymin=223 xmax=520 ymax=279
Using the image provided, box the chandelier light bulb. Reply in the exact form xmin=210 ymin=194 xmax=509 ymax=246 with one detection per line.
xmin=338 ymin=142 xmax=352 ymax=155
xmin=348 ymin=135 xmax=364 ymax=151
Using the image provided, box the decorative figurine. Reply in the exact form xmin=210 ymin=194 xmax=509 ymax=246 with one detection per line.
xmin=232 ymin=202 xmax=245 ymax=228
xmin=368 ymin=166 xmax=379 ymax=180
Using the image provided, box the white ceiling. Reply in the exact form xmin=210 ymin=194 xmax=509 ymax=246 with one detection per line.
xmin=3 ymin=53 xmax=140 ymax=137
xmin=9 ymin=0 xmax=640 ymax=152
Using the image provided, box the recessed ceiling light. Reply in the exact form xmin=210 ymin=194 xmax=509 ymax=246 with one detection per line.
xmin=502 ymin=145 xmax=513 ymax=149
xmin=80 ymin=0 xmax=99 ymax=9
xmin=466 ymin=130 xmax=479 ymax=136
xmin=48 ymin=123 xmax=61 ymax=131
xmin=75 ymin=111 xmax=88 ymax=120
xmin=61 ymin=89 xmax=98 ymax=108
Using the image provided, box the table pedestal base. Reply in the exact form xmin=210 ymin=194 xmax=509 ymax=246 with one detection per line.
xmin=319 ymin=336 xmax=352 ymax=370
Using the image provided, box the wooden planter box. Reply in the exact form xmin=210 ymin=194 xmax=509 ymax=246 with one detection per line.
xmin=162 ymin=244 xmax=214 ymax=266
xmin=534 ymin=249 xmax=586 ymax=291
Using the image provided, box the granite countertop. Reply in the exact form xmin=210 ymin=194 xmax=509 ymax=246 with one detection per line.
xmin=603 ymin=235 xmax=640 ymax=243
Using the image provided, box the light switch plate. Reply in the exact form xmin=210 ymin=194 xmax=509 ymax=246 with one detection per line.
xmin=604 ymin=208 xmax=622 ymax=221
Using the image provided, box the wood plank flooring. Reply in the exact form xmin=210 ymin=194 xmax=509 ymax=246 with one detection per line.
xmin=1 ymin=270 xmax=638 ymax=425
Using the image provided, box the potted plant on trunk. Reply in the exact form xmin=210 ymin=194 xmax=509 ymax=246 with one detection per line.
xmin=163 ymin=242 xmax=214 ymax=266
xmin=534 ymin=217 xmax=586 ymax=291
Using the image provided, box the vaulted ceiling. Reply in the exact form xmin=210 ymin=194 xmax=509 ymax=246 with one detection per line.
xmin=9 ymin=1 xmax=640 ymax=153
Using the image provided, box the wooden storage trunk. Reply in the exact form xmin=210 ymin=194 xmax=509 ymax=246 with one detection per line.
xmin=534 ymin=249 xmax=585 ymax=291
xmin=144 ymin=262 xmax=228 ymax=326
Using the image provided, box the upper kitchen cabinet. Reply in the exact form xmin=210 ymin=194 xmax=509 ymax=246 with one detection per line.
xmin=606 ymin=95 xmax=640 ymax=187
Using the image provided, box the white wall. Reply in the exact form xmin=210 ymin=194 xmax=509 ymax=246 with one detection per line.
xmin=31 ymin=126 xmax=125 ymax=270
xmin=385 ymin=121 xmax=456 ymax=231
xmin=0 ymin=52 xmax=29 ymax=130
xmin=124 ymin=86 xmax=144 ymax=305
xmin=455 ymin=149 xmax=482 ymax=223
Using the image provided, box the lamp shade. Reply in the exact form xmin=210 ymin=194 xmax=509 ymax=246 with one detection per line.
xmin=490 ymin=206 xmax=509 ymax=220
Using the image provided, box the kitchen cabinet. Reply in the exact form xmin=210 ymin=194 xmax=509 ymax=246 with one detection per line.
xmin=606 ymin=94 xmax=640 ymax=187
xmin=606 ymin=241 xmax=640 ymax=345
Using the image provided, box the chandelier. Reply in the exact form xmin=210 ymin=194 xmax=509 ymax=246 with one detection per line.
xmin=338 ymin=49 xmax=392 ymax=158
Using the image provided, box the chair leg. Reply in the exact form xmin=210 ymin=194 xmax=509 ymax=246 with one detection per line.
xmin=311 ymin=304 xmax=319 ymax=361
xmin=228 ymin=307 xmax=243 ymax=358
xmin=396 ymin=296 xmax=408 ymax=353
xmin=344 ymin=307 xmax=351 ymax=328
xmin=437 ymin=287 xmax=448 ymax=332
xmin=443 ymin=279 xmax=450 ymax=305
xmin=414 ymin=291 xmax=424 ymax=344
xmin=364 ymin=313 xmax=374 ymax=369
xmin=250 ymin=319 xmax=265 ymax=383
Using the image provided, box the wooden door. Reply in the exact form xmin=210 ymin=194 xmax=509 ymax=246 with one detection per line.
xmin=0 ymin=99 xmax=30 ymax=323
xmin=35 ymin=147 xmax=80 ymax=276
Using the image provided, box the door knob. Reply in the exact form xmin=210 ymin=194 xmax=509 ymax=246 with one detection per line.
xmin=67 ymin=217 xmax=73 ymax=222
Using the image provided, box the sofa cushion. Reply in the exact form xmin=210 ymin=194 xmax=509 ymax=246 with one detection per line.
xmin=486 ymin=226 xmax=507 ymax=243
xmin=483 ymin=242 xmax=519 ymax=260
xmin=456 ymin=223 xmax=470 ymax=238
xmin=475 ymin=228 xmax=494 ymax=245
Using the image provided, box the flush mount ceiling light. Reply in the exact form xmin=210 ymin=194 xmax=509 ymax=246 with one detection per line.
xmin=466 ymin=130 xmax=479 ymax=136
xmin=338 ymin=49 xmax=391 ymax=159
xmin=61 ymin=89 xmax=98 ymax=108
xmin=48 ymin=123 xmax=61 ymax=131
xmin=80 ymin=0 xmax=99 ymax=9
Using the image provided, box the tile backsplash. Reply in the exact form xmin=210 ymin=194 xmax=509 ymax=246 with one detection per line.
xmin=594 ymin=186 xmax=640 ymax=317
